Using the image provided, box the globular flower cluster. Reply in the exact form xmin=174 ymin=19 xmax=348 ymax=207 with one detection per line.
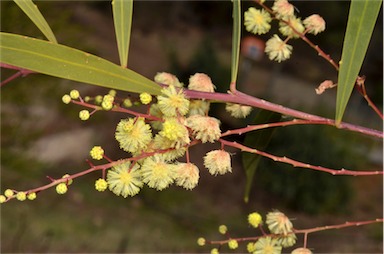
xmin=54 ymin=72 xmax=236 ymax=200
xmin=199 ymin=211 xmax=297 ymax=254
xmin=244 ymin=0 xmax=326 ymax=63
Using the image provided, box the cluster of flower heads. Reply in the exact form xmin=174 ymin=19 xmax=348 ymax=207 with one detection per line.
xmin=85 ymin=72 xmax=256 ymax=198
xmin=244 ymin=0 xmax=326 ymax=62
xmin=198 ymin=210 xmax=311 ymax=254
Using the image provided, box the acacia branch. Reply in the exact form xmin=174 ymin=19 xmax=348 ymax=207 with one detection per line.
xmin=219 ymin=139 xmax=383 ymax=176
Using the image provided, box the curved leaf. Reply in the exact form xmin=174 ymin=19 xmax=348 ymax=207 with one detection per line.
xmin=112 ymin=0 xmax=133 ymax=68
xmin=0 ymin=33 xmax=161 ymax=95
xmin=13 ymin=0 xmax=57 ymax=43
xmin=335 ymin=0 xmax=382 ymax=125
xmin=242 ymin=110 xmax=281 ymax=203
xmin=231 ymin=0 xmax=241 ymax=84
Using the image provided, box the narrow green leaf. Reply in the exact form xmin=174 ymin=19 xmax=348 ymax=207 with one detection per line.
xmin=335 ymin=0 xmax=382 ymax=125
xmin=242 ymin=110 xmax=281 ymax=203
xmin=112 ymin=0 xmax=133 ymax=68
xmin=231 ymin=0 xmax=241 ymax=84
xmin=0 ymin=33 xmax=161 ymax=95
xmin=13 ymin=0 xmax=57 ymax=43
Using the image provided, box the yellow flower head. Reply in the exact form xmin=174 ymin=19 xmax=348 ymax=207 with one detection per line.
xmin=175 ymin=163 xmax=200 ymax=190
xmin=160 ymin=118 xmax=190 ymax=143
xmin=188 ymin=100 xmax=210 ymax=116
xmin=265 ymin=35 xmax=293 ymax=62
xmin=225 ymin=103 xmax=252 ymax=118
xmin=266 ymin=210 xmax=294 ymax=235
xmin=303 ymin=14 xmax=326 ymax=35
xmin=95 ymin=178 xmax=108 ymax=192
xmin=279 ymin=17 xmax=305 ymax=38
xmin=244 ymin=7 xmax=272 ymax=35
xmin=90 ymin=146 xmax=104 ymax=160
xmin=188 ymin=73 xmax=215 ymax=92
xmin=27 ymin=192 xmax=37 ymax=200
xmin=154 ymin=72 xmax=182 ymax=87
xmin=272 ymin=0 xmax=294 ymax=18
xmin=157 ymin=85 xmax=190 ymax=117
xmin=253 ymin=237 xmax=282 ymax=254
xmin=107 ymin=161 xmax=143 ymax=198
xmin=186 ymin=115 xmax=221 ymax=143
xmin=291 ymin=247 xmax=313 ymax=254
xmin=228 ymin=239 xmax=238 ymax=250
xmin=140 ymin=92 xmax=152 ymax=105
xmin=115 ymin=117 xmax=152 ymax=154
xmin=141 ymin=155 xmax=177 ymax=190
xmin=153 ymin=134 xmax=187 ymax=161
xmin=248 ymin=212 xmax=263 ymax=228
xmin=204 ymin=150 xmax=232 ymax=175
xmin=16 ymin=192 xmax=27 ymax=201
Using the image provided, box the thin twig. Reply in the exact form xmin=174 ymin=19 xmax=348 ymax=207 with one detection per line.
xmin=219 ymin=139 xmax=383 ymax=176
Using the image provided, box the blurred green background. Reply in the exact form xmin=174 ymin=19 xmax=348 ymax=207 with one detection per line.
xmin=1 ymin=1 xmax=382 ymax=253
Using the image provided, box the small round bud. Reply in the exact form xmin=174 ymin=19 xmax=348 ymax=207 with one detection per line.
xmin=84 ymin=96 xmax=91 ymax=102
xmin=140 ymin=92 xmax=152 ymax=104
xmin=228 ymin=239 xmax=238 ymax=250
xmin=16 ymin=192 xmax=26 ymax=201
xmin=62 ymin=174 xmax=73 ymax=185
xmin=69 ymin=89 xmax=80 ymax=99
xmin=56 ymin=183 xmax=68 ymax=194
xmin=0 ymin=195 xmax=7 ymax=203
xmin=102 ymin=101 xmax=113 ymax=110
xmin=62 ymin=94 xmax=71 ymax=104
xmin=95 ymin=95 xmax=103 ymax=104
xmin=4 ymin=189 xmax=14 ymax=198
xmin=27 ymin=192 xmax=37 ymax=200
xmin=79 ymin=110 xmax=90 ymax=121
xmin=218 ymin=225 xmax=227 ymax=234
xmin=248 ymin=212 xmax=263 ymax=228
xmin=247 ymin=242 xmax=256 ymax=253
xmin=123 ymin=98 xmax=132 ymax=107
xmin=108 ymin=89 xmax=117 ymax=96
xmin=210 ymin=248 xmax=219 ymax=254
xmin=95 ymin=178 xmax=108 ymax=192
xmin=197 ymin=237 xmax=206 ymax=246
xmin=90 ymin=146 xmax=104 ymax=160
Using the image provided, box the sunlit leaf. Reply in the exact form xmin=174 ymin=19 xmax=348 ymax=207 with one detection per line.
xmin=231 ymin=0 xmax=241 ymax=84
xmin=242 ymin=110 xmax=281 ymax=203
xmin=13 ymin=0 xmax=57 ymax=43
xmin=335 ymin=0 xmax=382 ymax=125
xmin=112 ymin=0 xmax=133 ymax=68
xmin=0 ymin=33 xmax=161 ymax=95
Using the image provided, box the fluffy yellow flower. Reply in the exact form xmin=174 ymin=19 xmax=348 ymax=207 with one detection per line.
xmin=244 ymin=7 xmax=272 ymax=35
xmin=291 ymin=247 xmax=312 ymax=254
xmin=266 ymin=210 xmax=294 ymax=235
xmin=153 ymin=134 xmax=187 ymax=161
xmin=303 ymin=14 xmax=326 ymax=35
xmin=159 ymin=118 xmax=190 ymax=143
xmin=265 ymin=35 xmax=293 ymax=62
xmin=141 ymin=155 xmax=177 ymax=190
xmin=186 ymin=115 xmax=221 ymax=143
xmin=115 ymin=117 xmax=152 ymax=154
xmin=272 ymin=0 xmax=294 ymax=18
xmin=188 ymin=73 xmax=215 ymax=92
xmin=225 ymin=103 xmax=252 ymax=118
xmin=204 ymin=150 xmax=232 ymax=175
xmin=279 ymin=17 xmax=305 ymax=38
xmin=157 ymin=85 xmax=190 ymax=117
xmin=107 ymin=161 xmax=143 ymax=197
xmin=154 ymin=72 xmax=182 ymax=87
xmin=253 ymin=237 xmax=282 ymax=254
xmin=248 ymin=212 xmax=263 ymax=228
xmin=188 ymin=100 xmax=210 ymax=116
xmin=175 ymin=163 xmax=200 ymax=190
